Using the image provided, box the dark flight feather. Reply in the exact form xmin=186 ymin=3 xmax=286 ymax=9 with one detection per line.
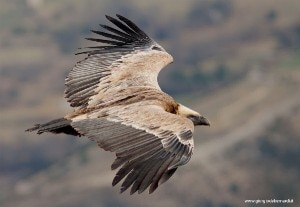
xmin=25 ymin=14 xmax=206 ymax=195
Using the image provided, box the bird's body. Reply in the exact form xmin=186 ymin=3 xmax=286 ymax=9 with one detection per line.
xmin=26 ymin=14 xmax=210 ymax=194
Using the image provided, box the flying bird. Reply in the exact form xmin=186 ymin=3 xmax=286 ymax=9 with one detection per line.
xmin=26 ymin=14 xmax=210 ymax=194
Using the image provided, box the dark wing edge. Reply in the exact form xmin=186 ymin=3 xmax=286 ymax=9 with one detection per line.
xmin=65 ymin=14 xmax=156 ymax=109
xmin=76 ymin=14 xmax=153 ymax=55
xmin=71 ymin=118 xmax=193 ymax=194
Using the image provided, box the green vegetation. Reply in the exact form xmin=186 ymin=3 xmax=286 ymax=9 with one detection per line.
xmin=282 ymin=51 xmax=300 ymax=70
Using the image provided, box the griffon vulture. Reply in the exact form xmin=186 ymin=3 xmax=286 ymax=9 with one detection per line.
xmin=26 ymin=14 xmax=210 ymax=194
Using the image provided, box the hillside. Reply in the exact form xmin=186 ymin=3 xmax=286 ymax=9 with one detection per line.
xmin=1 ymin=0 xmax=300 ymax=206
xmin=3 ymin=69 xmax=300 ymax=207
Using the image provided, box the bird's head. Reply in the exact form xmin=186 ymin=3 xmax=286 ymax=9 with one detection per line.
xmin=177 ymin=104 xmax=210 ymax=126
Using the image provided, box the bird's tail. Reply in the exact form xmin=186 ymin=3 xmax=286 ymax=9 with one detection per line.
xmin=25 ymin=118 xmax=81 ymax=136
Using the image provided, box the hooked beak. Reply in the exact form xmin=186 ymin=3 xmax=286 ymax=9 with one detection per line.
xmin=198 ymin=116 xmax=210 ymax=126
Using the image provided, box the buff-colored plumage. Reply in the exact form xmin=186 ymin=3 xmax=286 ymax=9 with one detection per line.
xmin=26 ymin=14 xmax=210 ymax=194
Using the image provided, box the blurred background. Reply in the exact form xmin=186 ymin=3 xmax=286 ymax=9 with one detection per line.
xmin=1 ymin=0 xmax=300 ymax=206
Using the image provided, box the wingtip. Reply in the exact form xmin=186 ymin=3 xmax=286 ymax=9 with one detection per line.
xmin=138 ymin=188 xmax=146 ymax=194
xmin=105 ymin=14 xmax=114 ymax=21
xmin=25 ymin=124 xmax=40 ymax=132
xmin=149 ymin=184 xmax=157 ymax=194
xmin=111 ymin=162 xmax=118 ymax=171
xmin=130 ymin=189 xmax=136 ymax=195
xmin=116 ymin=14 xmax=130 ymax=24
xmin=112 ymin=177 xmax=118 ymax=186
xmin=25 ymin=128 xmax=31 ymax=132
xmin=149 ymin=188 xmax=155 ymax=194
xmin=99 ymin=24 xmax=106 ymax=28
xmin=119 ymin=186 xmax=127 ymax=194
xmin=112 ymin=174 xmax=123 ymax=186
xmin=116 ymin=14 xmax=124 ymax=20
xmin=90 ymin=29 xmax=96 ymax=34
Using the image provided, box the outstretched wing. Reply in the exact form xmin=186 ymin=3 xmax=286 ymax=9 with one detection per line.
xmin=65 ymin=14 xmax=173 ymax=109
xmin=71 ymin=104 xmax=194 ymax=194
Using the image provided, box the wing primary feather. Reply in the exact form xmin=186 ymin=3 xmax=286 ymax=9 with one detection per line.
xmin=138 ymin=157 xmax=165 ymax=193
xmin=79 ymin=45 xmax=110 ymax=49
xmin=121 ymin=149 xmax=166 ymax=194
xmin=99 ymin=24 xmax=136 ymax=40
xmin=105 ymin=15 xmax=139 ymax=38
xmin=130 ymin=158 xmax=157 ymax=194
xmin=75 ymin=45 xmax=135 ymax=55
xmin=120 ymin=161 xmax=148 ymax=193
xmin=120 ymin=172 xmax=138 ymax=193
xmin=112 ymin=158 xmax=141 ymax=186
xmin=168 ymin=146 xmax=193 ymax=170
xmin=158 ymin=168 xmax=177 ymax=186
xmin=112 ymin=147 xmax=164 ymax=187
xmin=90 ymin=30 xmax=131 ymax=42
xmin=85 ymin=38 xmax=124 ymax=46
xmin=111 ymin=142 xmax=161 ymax=170
xmin=149 ymin=154 xmax=175 ymax=194
xmin=75 ymin=47 xmax=112 ymax=55
xmin=116 ymin=14 xmax=149 ymax=38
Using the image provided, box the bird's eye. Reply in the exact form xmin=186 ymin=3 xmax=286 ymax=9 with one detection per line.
xmin=152 ymin=46 xmax=162 ymax=51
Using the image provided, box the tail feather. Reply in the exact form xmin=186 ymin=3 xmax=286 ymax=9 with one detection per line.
xmin=26 ymin=118 xmax=81 ymax=136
